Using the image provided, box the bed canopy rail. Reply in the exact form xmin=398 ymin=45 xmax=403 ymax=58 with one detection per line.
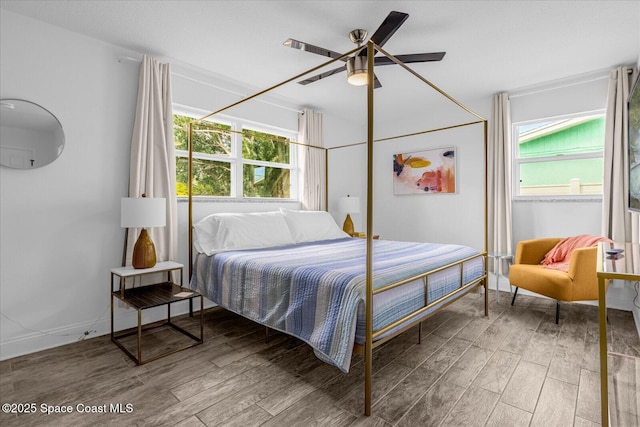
xmin=187 ymin=40 xmax=488 ymax=416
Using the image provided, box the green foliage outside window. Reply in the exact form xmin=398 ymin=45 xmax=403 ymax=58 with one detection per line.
xmin=242 ymin=128 xmax=291 ymax=198
xmin=174 ymin=115 xmax=233 ymax=196
xmin=176 ymin=157 xmax=231 ymax=197
xmin=243 ymin=165 xmax=290 ymax=198
xmin=174 ymin=114 xmax=293 ymax=198
xmin=174 ymin=114 xmax=232 ymax=155
xmin=242 ymin=128 xmax=290 ymax=163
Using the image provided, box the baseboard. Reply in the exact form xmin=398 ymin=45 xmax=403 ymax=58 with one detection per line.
xmin=0 ymin=298 xmax=214 ymax=361
xmin=0 ymin=316 xmax=111 ymax=361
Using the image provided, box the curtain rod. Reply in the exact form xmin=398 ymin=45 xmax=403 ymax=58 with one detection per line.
xmin=118 ymin=56 xmax=303 ymax=114
xmin=509 ymin=67 xmax=633 ymax=99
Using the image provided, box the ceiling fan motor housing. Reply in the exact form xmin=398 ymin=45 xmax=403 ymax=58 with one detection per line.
xmin=347 ymin=56 xmax=368 ymax=85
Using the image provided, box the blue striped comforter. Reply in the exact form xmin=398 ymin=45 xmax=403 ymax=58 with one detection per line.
xmin=190 ymin=238 xmax=483 ymax=372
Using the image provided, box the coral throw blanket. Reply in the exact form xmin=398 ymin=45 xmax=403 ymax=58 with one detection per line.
xmin=540 ymin=234 xmax=612 ymax=271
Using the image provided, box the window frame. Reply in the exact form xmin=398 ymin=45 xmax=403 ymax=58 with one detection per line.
xmin=512 ymin=109 xmax=605 ymax=201
xmin=173 ymin=105 xmax=298 ymax=201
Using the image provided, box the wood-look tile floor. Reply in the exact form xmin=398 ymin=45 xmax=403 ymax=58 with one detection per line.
xmin=1 ymin=289 xmax=639 ymax=427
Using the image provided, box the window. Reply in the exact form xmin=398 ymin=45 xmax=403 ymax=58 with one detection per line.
xmin=513 ymin=111 xmax=605 ymax=198
xmin=174 ymin=111 xmax=297 ymax=199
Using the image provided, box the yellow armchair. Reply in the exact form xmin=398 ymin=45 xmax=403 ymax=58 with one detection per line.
xmin=509 ymin=237 xmax=608 ymax=323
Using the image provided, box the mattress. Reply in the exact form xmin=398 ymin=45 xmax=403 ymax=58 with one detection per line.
xmin=190 ymin=237 xmax=484 ymax=372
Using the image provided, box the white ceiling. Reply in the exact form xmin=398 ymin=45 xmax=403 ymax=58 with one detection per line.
xmin=1 ymin=0 xmax=639 ymax=123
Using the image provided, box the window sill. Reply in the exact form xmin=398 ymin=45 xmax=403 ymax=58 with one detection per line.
xmin=177 ymin=197 xmax=300 ymax=204
xmin=513 ymin=195 xmax=602 ymax=203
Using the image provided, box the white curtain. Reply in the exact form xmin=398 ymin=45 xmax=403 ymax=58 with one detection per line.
xmin=488 ymin=93 xmax=513 ymax=260
xmin=298 ymin=108 xmax=326 ymax=211
xmin=126 ymin=55 xmax=177 ymax=265
xmin=602 ymin=66 xmax=639 ymax=243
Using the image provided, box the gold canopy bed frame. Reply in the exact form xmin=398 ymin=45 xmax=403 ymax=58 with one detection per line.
xmin=187 ymin=41 xmax=489 ymax=416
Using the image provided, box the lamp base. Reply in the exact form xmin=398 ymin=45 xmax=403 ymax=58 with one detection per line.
xmin=343 ymin=214 xmax=354 ymax=237
xmin=132 ymin=228 xmax=157 ymax=269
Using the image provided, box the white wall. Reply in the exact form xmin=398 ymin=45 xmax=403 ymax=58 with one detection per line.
xmin=510 ymin=69 xmax=610 ymax=246
xmin=327 ymin=95 xmax=489 ymax=251
xmin=0 ymin=11 xmax=138 ymax=359
xmin=509 ymin=70 xmax=610 ymax=245
xmin=373 ymin=120 xmax=485 ymax=249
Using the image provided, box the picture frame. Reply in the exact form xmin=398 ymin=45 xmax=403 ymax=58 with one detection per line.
xmin=393 ymin=147 xmax=456 ymax=195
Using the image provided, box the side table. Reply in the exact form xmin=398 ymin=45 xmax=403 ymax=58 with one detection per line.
xmin=110 ymin=261 xmax=203 ymax=365
xmin=487 ymin=252 xmax=514 ymax=302
xmin=596 ymin=242 xmax=640 ymax=427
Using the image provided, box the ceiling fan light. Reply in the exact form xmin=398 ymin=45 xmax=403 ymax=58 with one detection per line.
xmin=347 ymin=56 xmax=368 ymax=86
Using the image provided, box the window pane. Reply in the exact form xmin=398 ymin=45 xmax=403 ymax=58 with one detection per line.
xmin=242 ymin=129 xmax=290 ymax=163
xmin=174 ymin=114 xmax=232 ymax=156
xmin=515 ymin=114 xmax=604 ymax=197
xmin=519 ymin=158 xmax=603 ymax=195
xmin=243 ymin=164 xmax=290 ymax=198
xmin=176 ymin=157 xmax=231 ymax=197
xmin=518 ymin=116 xmax=604 ymax=158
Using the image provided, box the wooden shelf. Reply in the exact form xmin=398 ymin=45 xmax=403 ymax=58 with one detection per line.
xmin=112 ymin=282 xmax=200 ymax=310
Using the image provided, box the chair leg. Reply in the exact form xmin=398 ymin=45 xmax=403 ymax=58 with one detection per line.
xmin=555 ymin=301 xmax=560 ymax=324
xmin=511 ymin=287 xmax=518 ymax=306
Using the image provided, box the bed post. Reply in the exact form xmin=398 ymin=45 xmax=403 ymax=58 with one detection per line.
xmin=188 ymin=121 xmax=194 ymax=317
xmin=324 ymin=148 xmax=329 ymax=212
xmin=484 ymin=119 xmax=489 ymax=317
xmin=363 ymin=41 xmax=375 ymax=417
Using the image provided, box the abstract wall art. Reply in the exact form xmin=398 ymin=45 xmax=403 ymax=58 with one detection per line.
xmin=393 ymin=147 xmax=456 ymax=195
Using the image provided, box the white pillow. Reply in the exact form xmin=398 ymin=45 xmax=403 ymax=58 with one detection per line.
xmin=280 ymin=208 xmax=349 ymax=243
xmin=193 ymin=211 xmax=295 ymax=255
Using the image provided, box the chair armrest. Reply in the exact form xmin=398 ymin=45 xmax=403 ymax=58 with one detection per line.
xmin=567 ymin=246 xmax=606 ymax=300
xmin=514 ymin=237 xmax=563 ymax=265
xmin=567 ymin=246 xmax=597 ymax=281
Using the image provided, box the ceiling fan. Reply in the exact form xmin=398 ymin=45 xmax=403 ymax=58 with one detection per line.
xmin=283 ymin=11 xmax=446 ymax=88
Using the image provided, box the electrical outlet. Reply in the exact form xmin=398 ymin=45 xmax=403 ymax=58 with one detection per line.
xmin=78 ymin=330 xmax=94 ymax=341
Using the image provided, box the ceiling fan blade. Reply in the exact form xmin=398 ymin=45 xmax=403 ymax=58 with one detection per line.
xmin=284 ymin=38 xmax=347 ymax=61
xmin=298 ymin=65 xmax=347 ymax=85
xmin=373 ymin=74 xmax=382 ymax=89
xmin=367 ymin=11 xmax=409 ymax=51
xmin=374 ymin=52 xmax=446 ymax=65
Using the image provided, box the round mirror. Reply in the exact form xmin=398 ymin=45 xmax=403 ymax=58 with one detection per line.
xmin=0 ymin=99 xmax=65 ymax=169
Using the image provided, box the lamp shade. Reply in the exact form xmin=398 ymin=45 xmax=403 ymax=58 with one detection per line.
xmin=339 ymin=195 xmax=360 ymax=214
xmin=121 ymin=197 xmax=166 ymax=228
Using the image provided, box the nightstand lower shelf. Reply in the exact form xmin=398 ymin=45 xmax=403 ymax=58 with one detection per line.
xmin=111 ymin=281 xmax=204 ymax=365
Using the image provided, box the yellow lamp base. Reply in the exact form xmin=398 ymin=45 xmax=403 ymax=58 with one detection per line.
xmin=132 ymin=228 xmax=157 ymax=269
xmin=343 ymin=214 xmax=354 ymax=237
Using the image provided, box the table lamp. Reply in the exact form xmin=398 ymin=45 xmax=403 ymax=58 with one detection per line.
xmin=121 ymin=196 xmax=166 ymax=269
xmin=339 ymin=195 xmax=360 ymax=236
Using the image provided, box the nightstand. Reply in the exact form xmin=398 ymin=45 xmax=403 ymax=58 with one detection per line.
xmin=110 ymin=261 xmax=203 ymax=365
